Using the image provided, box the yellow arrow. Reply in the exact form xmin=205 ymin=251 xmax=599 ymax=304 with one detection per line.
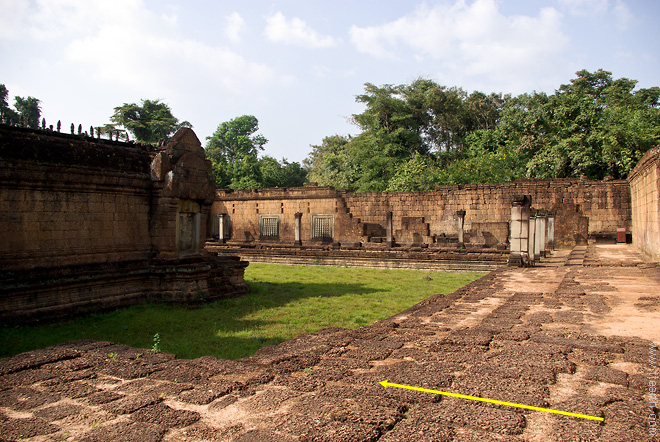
xmin=379 ymin=380 xmax=604 ymax=422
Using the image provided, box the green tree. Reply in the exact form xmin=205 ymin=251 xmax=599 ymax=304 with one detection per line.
xmin=230 ymin=154 xmax=263 ymax=189
xmin=109 ymin=99 xmax=190 ymax=143
xmin=206 ymin=115 xmax=268 ymax=164
xmin=306 ymin=80 xmax=511 ymax=191
xmin=0 ymin=84 xmax=18 ymax=124
xmin=260 ymin=156 xmax=307 ymax=188
xmin=305 ymin=134 xmax=356 ymax=188
xmin=525 ymin=69 xmax=660 ymax=179
xmin=206 ymin=115 xmax=305 ymax=189
xmin=14 ymin=96 xmax=41 ymax=129
xmin=0 ymin=84 xmax=9 ymax=115
xmin=306 ymin=70 xmax=660 ymax=190
xmin=386 ymin=152 xmax=439 ymax=191
xmin=1 ymin=84 xmax=41 ymax=127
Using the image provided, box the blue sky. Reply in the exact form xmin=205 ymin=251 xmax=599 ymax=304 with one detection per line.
xmin=1 ymin=0 xmax=658 ymax=163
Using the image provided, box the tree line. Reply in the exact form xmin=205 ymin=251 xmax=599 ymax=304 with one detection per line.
xmin=5 ymin=69 xmax=659 ymax=192
xmin=305 ymin=69 xmax=660 ymax=191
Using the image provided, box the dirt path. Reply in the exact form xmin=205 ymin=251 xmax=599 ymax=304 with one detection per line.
xmin=1 ymin=244 xmax=658 ymax=441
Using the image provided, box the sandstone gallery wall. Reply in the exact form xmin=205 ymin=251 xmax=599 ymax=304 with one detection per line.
xmin=0 ymin=127 xmax=154 ymax=270
xmin=0 ymin=125 xmax=247 ymax=323
xmin=629 ymin=146 xmax=660 ymax=261
xmin=213 ymin=178 xmax=631 ymax=250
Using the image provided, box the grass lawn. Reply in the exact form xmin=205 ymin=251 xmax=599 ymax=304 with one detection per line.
xmin=0 ymin=264 xmax=484 ymax=360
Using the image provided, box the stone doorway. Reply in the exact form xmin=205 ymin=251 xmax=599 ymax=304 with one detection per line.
xmin=177 ymin=199 xmax=201 ymax=255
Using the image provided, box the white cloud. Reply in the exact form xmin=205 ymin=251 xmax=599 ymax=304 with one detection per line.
xmin=0 ymin=0 xmax=29 ymax=40
xmin=311 ymin=65 xmax=330 ymax=78
xmin=66 ymin=27 xmax=277 ymax=96
xmin=0 ymin=0 xmax=282 ymax=97
xmin=613 ymin=0 xmax=634 ymax=30
xmin=264 ymin=12 xmax=337 ymax=48
xmin=0 ymin=0 xmax=143 ymax=41
xmin=559 ymin=0 xmax=633 ymax=30
xmin=225 ymin=12 xmax=245 ymax=43
xmin=349 ymin=0 xmax=570 ymax=93
xmin=1 ymin=0 xmax=284 ymax=98
xmin=161 ymin=12 xmax=177 ymax=26
xmin=558 ymin=0 xmax=609 ymax=16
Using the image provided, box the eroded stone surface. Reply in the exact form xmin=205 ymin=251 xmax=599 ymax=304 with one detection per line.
xmin=0 ymin=244 xmax=657 ymax=441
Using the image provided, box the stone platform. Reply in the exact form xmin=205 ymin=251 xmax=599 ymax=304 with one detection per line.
xmin=1 ymin=244 xmax=658 ymax=441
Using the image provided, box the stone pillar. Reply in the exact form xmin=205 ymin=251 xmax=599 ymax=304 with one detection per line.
xmin=386 ymin=211 xmax=394 ymax=248
xmin=535 ymin=211 xmax=545 ymax=258
xmin=547 ymin=213 xmax=555 ymax=250
xmin=218 ymin=214 xmax=226 ymax=244
xmin=528 ymin=210 xmax=537 ymax=265
xmin=294 ymin=212 xmax=302 ymax=246
xmin=540 ymin=211 xmax=548 ymax=257
xmin=456 ymin=210 xmax=466 ymax=246
xmin=508 ymin=196 xmax=531 ymax=266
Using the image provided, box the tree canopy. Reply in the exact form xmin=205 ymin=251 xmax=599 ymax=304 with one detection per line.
xmin=1 ymin=84 xmax=41 ymax=128
xmin=306 ymin=69 xmax=660 ymax=191
xmin=205 ymin=115 xmax=307 ymax=189
xmin=206 ymin=115 xmax=268 ymax=164
xmin=105 ymin=99 xmax=191 ymax=143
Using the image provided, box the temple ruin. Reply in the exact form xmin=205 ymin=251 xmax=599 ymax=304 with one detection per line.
xmin=1 ymin=123 xmax=659 ymax=440
xmin=207 ymin=172 xmax=632 ymax=270
xmin=0 ymin=125 xmax=248 ymax=323
xmin=1 ymin=122 xmax=659 ymax=318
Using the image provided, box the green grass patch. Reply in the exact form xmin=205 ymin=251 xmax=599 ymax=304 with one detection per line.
xmin=0 ymin=264 xmax=484 ymax=360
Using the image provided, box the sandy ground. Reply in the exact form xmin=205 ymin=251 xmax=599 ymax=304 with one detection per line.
xmin=0 ymin=244 xmax=658 ymax=441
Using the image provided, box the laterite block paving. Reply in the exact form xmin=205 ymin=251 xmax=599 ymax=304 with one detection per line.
xmin=0 ymin=244 xmax=658 ymax=441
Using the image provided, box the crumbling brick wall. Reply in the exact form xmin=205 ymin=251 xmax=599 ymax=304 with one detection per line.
xmin=0 ymin=125 xmax=248 ymax=323
xmin=629 ymin=146 xmax=660 ymax=260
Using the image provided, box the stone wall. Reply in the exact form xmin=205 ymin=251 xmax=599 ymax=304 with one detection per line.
xmin=213 ymin=186 xmax=361 ymax=245
xmin=0 ymin=125 xmax=248 ymax=323
xmin=212 ymin=178 xmax=631 ymax=250
xmin=629 ymin=146 xmax=660 ymax=260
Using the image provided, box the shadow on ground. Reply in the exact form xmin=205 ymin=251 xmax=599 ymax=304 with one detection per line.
xmin=0 ymin=281 xmax=386 ymax=360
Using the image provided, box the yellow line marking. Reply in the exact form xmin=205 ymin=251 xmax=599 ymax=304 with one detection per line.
xmin=379 ymin=380 xmax=604 ymax=421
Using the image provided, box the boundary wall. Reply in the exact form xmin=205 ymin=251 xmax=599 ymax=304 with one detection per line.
xmin=213 ymin=178 xmax=631 ymax=250
xmin=629 ymin=146 xmax=660 ymax=261
xmin=0 ymin=125 xmax=248 ymax=322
